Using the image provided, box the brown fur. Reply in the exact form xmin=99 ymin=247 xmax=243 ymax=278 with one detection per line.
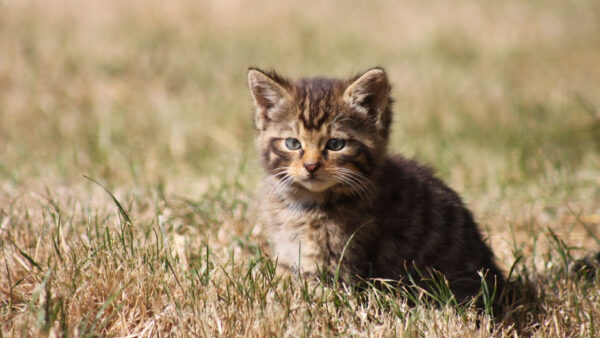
xmin=248 ymin=67 xmax=504 ymax=304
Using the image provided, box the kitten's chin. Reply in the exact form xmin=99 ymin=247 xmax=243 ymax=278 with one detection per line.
xmin=297 ymin=179 xmax=336 ymax=193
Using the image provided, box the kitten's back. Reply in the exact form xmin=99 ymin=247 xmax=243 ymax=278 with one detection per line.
xmin=372 ymin=155 xmax=504 ymax=301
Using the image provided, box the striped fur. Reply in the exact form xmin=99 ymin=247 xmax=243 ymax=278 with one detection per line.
xmin=248 ymin=67 xmax=504 ymax=304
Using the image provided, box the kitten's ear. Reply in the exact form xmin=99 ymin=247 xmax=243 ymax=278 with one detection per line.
xmin=343 ymin=68 xmax=390 ymax=122
xmin=247 ymin=68 xmax=291 ymax=129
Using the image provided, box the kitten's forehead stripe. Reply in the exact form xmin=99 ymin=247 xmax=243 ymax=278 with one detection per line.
xmin=295 ymin=78 xmax=342 ymax=131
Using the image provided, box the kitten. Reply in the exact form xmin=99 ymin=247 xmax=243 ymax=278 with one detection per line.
xmin=248 ymin=67 xmax=505 ymax=304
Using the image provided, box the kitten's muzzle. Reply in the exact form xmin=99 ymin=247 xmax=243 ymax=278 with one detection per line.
xmin=303 ymin=162 xmax=320 ymax=174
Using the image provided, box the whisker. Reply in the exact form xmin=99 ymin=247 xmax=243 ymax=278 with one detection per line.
xmin=332 ymin=168 xmax=375 ymax=192
xmin=267 ymin=173 xmax=292 ymax=198
xmin=257 ymin=167 xmax=290 ymax=193
xmin=332 ymin=173 xmax=368 ymax=200
xmin=327 ymin=168 xmax=373 ymax=201
xmin=334 ymin=167 xmax=374 ymax=185
xmin=269 ymin=173 xmax=296 ymax=199
xmin=331 ymin=114 xmax=354 ymax=127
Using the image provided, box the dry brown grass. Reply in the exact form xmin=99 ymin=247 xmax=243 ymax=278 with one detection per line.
xmin=1 ymin=0 xmax=600 ymax=336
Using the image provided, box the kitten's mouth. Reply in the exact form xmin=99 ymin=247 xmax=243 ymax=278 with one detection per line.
xmin=298 ymin=176 xmax=335 ymax=192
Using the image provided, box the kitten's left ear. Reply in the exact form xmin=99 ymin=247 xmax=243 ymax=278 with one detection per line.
xmin=343 ymin=68 xmax=391 ymax=123
xmin=248 ymin=68 xmax=291 ymax=130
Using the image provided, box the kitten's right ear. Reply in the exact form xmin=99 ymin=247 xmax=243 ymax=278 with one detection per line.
xmin=247 ymin=68 xmax=291 ymax=129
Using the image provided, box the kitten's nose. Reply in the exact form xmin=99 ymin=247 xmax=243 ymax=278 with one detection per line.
xmin=303 ymin=162 xmax=320 ymax=173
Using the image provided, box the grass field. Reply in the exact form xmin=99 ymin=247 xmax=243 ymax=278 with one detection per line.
xmin=1 ymin=0 xmax=600 ymax=335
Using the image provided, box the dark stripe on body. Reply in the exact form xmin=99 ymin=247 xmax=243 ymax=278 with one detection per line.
xmin=406 ymin=182 xmax=436 ymax=262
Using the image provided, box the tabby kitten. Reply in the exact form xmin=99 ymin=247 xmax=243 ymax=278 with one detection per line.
xmin=248 ymin=67 xmax=504 ymax=304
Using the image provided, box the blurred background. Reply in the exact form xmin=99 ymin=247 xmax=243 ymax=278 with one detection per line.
xmin=1 ymin=0 xmax=600 ymax=335
xmin=1 ymin=0 xmax=599 ymax=237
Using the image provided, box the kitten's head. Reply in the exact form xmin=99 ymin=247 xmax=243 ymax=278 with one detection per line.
xmin=248 ymin=67 xmax=392 ymax=197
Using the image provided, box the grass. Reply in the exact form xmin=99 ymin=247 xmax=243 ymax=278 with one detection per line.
xmin=1 ymin=0 xmax=600 ymax=335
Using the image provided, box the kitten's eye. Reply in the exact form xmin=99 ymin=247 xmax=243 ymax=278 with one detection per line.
xmin=326 ymin=138 xmax=345 ymax=151
xmin=285 ymin=138 xmax=302 ymax=150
